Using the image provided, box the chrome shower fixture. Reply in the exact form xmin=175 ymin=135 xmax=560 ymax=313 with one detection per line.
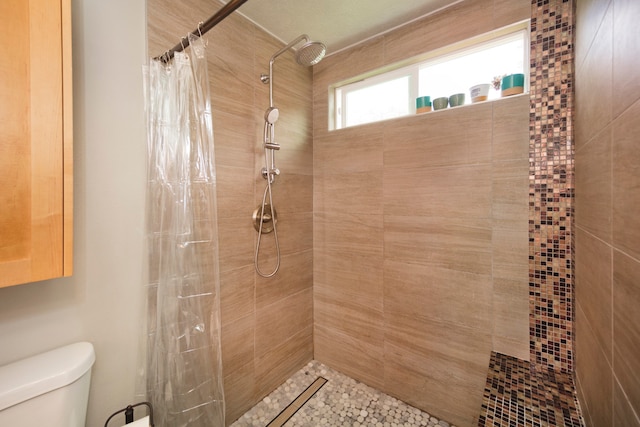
xmin=295 ymin=40 xmax=326 ymax=67
xmin=257 ymin=33 xmax=326 ymax=184
xmin=260 ymin=34 xmax=326 ymax=107
xmin=254 ymin=34 xmax=326 ymax=278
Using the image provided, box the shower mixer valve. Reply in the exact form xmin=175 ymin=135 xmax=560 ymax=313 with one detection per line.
xmin=261 ymin=166 xmax=280 ymax=181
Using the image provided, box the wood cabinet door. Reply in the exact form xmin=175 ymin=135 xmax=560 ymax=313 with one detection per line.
xmin=0 ymin=0 xmax=73 ymax=287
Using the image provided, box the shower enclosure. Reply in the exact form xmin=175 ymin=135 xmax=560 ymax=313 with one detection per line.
xmin=149 ymin=1 xmax=536 ymax=426
xmin=148 ymin=2 xmax=319 ymax=422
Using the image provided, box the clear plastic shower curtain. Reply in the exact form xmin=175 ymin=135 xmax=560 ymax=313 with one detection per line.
xmin=142 ymin=36 xmax=225 ymax=426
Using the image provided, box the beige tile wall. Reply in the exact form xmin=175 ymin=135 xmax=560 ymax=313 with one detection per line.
xmin=147 ymin=1 xmax=314 ymax=424
xmin=313 ymin=1 xmax=530 ymax=425
xmin=575 ymin=0 xmax=640 ymax=425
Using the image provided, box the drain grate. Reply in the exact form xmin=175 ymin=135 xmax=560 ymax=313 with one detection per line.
xmin=266 ymin=377 xmax=328 ymax=427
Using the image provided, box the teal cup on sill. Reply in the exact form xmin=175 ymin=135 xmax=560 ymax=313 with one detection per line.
xmin=501 ymin=73 xmax=525 ymax=96
xmin=416 ymin=96 xmax=432 ymax=113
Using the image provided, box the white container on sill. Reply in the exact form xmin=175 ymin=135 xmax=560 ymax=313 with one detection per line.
xmin=470 ymin=83 xmax=491 ymax=103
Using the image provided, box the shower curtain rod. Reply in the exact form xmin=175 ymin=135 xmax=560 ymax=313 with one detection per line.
xmin=156 ymin=0 xmax=249 ymax=63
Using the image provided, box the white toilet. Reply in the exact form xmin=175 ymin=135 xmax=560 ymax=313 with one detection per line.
xmin=0 ymin=342 xmax=95 ymax=426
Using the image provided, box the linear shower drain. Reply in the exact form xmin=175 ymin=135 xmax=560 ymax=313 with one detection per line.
xmin=266 ymin=377 xmax=328 ymax=427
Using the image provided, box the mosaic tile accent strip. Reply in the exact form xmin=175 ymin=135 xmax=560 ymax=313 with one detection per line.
xmin=528 ymin=0 xmax=576 ymax=373
xmin=231 ymin=360 xmax=456 ymax=427
xmin=478 ymin=352 xmax=584 ymax=427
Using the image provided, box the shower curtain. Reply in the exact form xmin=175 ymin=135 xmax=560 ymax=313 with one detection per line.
xmin=142 ymin=35 xmax=225 ymax=426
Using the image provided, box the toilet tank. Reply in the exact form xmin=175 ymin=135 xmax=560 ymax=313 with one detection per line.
xmin=0 ymin=342 xmax=95 ymax=427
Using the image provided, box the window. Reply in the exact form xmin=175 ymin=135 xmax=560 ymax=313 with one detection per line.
xmin=332 ymin=23 xmax=529 ymax=130
xmin=336 ymin=69 xmax=416 ymax=128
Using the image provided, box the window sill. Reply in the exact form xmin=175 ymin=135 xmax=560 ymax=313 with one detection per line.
xmin=415 ymin=91 xmax=528 ymax=115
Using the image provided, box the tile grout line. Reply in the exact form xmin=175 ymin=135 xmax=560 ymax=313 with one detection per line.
xmin=266 ymin=377 xmax=328 ymax=427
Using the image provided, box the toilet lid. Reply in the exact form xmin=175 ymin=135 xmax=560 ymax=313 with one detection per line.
xmin=0 ymin=342 xmax=95 ymax=411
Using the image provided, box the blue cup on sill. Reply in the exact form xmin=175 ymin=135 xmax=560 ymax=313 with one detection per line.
xmin=501 ymin=73 xmax=525 ymax=96
xmin=416 ymin=96 xmax=431 ymax=113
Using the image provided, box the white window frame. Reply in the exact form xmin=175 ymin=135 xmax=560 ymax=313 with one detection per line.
xmin=335 ymin=64 xmax=419 ymax=130
xmin=330 ymin=21 xmax=530 ymax=131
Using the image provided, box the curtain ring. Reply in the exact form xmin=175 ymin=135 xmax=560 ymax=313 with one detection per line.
xmin=159 ymin=48 xmax=173 ymax=64
xmin=196 ymin=22 xmax=208 ymax=47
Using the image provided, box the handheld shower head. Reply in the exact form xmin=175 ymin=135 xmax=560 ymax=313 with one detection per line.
xmin=265 ymin=106 xmax=279 ymax=124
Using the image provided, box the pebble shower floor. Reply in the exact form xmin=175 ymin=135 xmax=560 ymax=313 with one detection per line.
xmin=231 ymin=361 xmax=456 ymax=427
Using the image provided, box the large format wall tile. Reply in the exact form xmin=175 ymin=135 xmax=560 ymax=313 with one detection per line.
xmin=384 ymin=0 xmax=494 ymax=65
xmin=384 ymin=215 xmax=492 ymax=276
xmin=612 ymin=0 xmax=640 ymax=118
xmin=613 ymin=250 xmax=640 ymax=419
xmin=491 ymin=93 xmax=530 ymax=360
xmin=575 ymin=229 xmax=612 ymax=361
xmin=313 ymin=125 xmax=384 ymax=175
xmin=313 ymin=324 xmax=385 ymax=390
xmin=492 ymin=158 xmax=529 ymax=233
xmin=255 ymin=289 xmax=313 ymax=359
xmin=212 ymin=102 xmax=257 ymax=168
xmin=254 ymin=326 xmax=313 ymax=400
xmin=575 ymin=126 xmax=612 ymax=243
xmin=384 ymin=313 xmax=492 ymax=426
xmin=575 ymin=306 xmax=613 ymax=427
xmin=315 ymin=171 xmax=383 ymax=214
xmin=313 ymin=211 xmax=384 ymax=307
xmin=220 ymin=265 xmax=255 ymax=325
xmin=221 ymin=313 xmax=254 ymax=374
xmin=314 ymin=286 xmax=384 ymax=346
xmin=612 ymin=100 xmax=640 ymax=261
xmin=384 ymin=258 xmax=493 ymax=331
xmin=492 ymin=95 xmax=530 ymax=162
xmin=614 ymin=379 xmax=640 ymax=427
xmin=493 ymin=0 xmax=531 ymax=28
xmin=576 ymin=0 xmax=640 ymax=424
xmin=492 ymin=277 xmax=529 ymax=360
xmin=575 ymin=0 xmax=611 ymax=69
xmin=383 ymin=105 xmax=493 ymax=169
xmin=574 ymin=4 xmax=612 ymax=150
xmin=261 ymin=173 xmax=313 ymax=214
xmin=256 ymin=250 xmax=313 ymax=309
xmin=384 ymin=165 xmax=492 ymax=219
xmin=216 ymin=165 xmax=255 ymax=218
xmin=223 ymin=362 xmax=255 ymax=424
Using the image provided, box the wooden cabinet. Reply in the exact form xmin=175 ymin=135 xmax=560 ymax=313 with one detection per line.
xmin=0 ymin=0 xmax=73 ymax=287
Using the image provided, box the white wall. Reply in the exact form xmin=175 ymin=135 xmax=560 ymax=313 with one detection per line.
xmin=0 ymin=1 xmax=147 ymax=425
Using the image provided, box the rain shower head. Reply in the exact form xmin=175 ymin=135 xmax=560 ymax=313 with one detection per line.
xmin=262 ymin=34 xmax=326 ymax=107
xmin=295 ymin=40 xmax=326 ymax=66
xmin=268 ymin=34 xmax=326 ymax=67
